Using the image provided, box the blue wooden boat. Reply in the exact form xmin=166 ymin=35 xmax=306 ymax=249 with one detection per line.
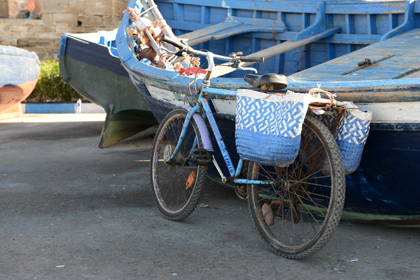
xmin=58 ymin=30 xmax=157 ymax=148
xmin=117 ymin=0 xmax=420 ymax=226
xmin=0 ymin=45 xmax=40 ymax=117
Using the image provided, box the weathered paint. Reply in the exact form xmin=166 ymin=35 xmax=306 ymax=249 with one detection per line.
xmin=117 ymin=0 xmax=420 ymax=224
xmin=58 ymin=34 xmax=157 ymax=148
xmin=202 ymin=98 xmax=236 ymax=176
xmin=178 ymin=104 xmax=214 ymax=151
xmin=0 ymin=45 xmax=40 ymax=113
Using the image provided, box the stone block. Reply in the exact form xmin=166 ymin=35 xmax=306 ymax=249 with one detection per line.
xmin=67 ymin=26 xmax=86 ymax=33
xmin=7 ymin=31 xmax=21 ymax=37
xmin=68 ymin=0 xmax=85 ymax=14
xmin=31 ymin=25 xmax=54 ymax=33
xmin=18 ymin=38 xmax=53 ymax=46
xmin=84 ymin=0 xmax=112 ymax=16
xmin=101 ymin=15 xmax=115 ymax=27
xmin=6 ymin=18 xmax=27 ymax=25
xmin=55 ymin=24 xmax=68 ymax=35
xmin=0 ymin=21 xmax=6 ymax=33
xmin=41 ymin=13 xmax=53 ymax=25
xmin=0 ymin=38 xmax=18 ymax=46
xmin=36 ymin=31 xmax=54 ymax=39
xmin=9 ymin=25 xmax=29 ymax=32
xmin=0 ymin=0 xmax=8 ymax=18
xmin=19 ymin=31 xmax=33 ymax=38
xmin=41 ymin=0 xmax=68 ymax=13
xmin=77 ymin=15 xmax=103 ymax=27
xmin=53 ymin=13 xmax=77 ymax=26
xmin=24 ymin=19 xmax=43 ymax=25
xmin=113 ymin=0 xmax=129 ymax=17
xmin=82 ymin=26 xmax=101 ymax=33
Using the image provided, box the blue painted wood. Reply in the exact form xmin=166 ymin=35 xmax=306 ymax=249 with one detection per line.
xmin=381 ymin=0 xmax=416 ymax=40
xmin=116 ymin=0 xmax=420 ymax=224
xmin=157 ymin=0 xmax=420 ymax=76
xmin=295 ymin=2 xmax=326 ymax=40
xmin=0 ymin=46 xmax=40 ymax=87
xmin=288 ymin=28 xmax=420 ymax=84
xmin=25 ymin=103 xmax=75 ymax=114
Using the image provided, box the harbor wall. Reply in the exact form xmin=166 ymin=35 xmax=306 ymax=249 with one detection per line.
xmin=0 ymin=0 xmax=129 ymax=60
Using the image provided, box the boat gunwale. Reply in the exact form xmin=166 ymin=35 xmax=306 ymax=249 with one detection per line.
xmin=156 ymin=0 xmax=411 ymax=14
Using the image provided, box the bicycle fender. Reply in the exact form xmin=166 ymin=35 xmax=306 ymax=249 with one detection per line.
xmin=178 ymin=105 xmax=214 ymax=152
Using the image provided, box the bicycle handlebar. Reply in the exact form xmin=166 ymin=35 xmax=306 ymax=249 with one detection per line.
xmin=239 ymin=57 xmax=264 ymax=63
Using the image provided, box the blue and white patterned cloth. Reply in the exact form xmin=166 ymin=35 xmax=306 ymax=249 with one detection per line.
xmin=336 ymin=102 xmax=372 ymax=174
xmin=235 ymin=89 xmax=311 ymax=166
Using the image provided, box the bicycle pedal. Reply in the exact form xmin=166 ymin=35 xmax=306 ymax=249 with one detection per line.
xmin=190 ymin=148 xmax=211 ymax=165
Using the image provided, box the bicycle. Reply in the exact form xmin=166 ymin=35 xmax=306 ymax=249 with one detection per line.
xmin=149 ymin=35 xmax=346 ymax=259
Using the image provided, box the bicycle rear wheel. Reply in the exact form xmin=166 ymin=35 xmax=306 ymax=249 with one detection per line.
xmin=247 ymin=116 xmax=346 ymax=259
xmin=150 ymin=108 xmax=208 ymax=221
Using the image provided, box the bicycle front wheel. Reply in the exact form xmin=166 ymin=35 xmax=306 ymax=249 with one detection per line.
xmin=150 ymin=108 xmax=208 ymax=221
xmin=247 ymin=116 xmax=346 ymax=259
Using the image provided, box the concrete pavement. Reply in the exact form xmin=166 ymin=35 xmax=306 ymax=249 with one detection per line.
xmin=0 ymin=114 xmax=419 ymax=279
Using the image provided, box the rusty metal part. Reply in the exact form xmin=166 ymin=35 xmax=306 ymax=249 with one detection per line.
xmin=342 ymin=54 xmax=394 ymax=75
xmin=234 ymin=185 xmax=248 ymax=202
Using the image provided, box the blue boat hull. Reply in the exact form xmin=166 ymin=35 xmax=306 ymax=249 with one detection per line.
xmin=0 ymin=45 xmax=40 ymax=114
xmin=117 ymin=0 xmax=420 ymax=225
xmin=58 ymin=32 xmax=157 ymax=147
xmin=133 ymin=83 xmax=420 ymax=226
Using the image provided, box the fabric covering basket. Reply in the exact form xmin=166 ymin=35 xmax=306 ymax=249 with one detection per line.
xmin=235 ymin=89 xmax=312 ymax=166
xmin=309 ymin=101 xmax=372 ymax=174
xmin=335 ymin=102 xmax=372 ymax=174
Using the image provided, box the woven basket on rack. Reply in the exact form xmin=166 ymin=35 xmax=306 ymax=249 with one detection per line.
xmin=235 ymin=89 xmax=311 ymax=166
xmin=309 ymin=102 xmax=372 ymax=174
xmin=336 ymin=102 xmax=372 ymax=174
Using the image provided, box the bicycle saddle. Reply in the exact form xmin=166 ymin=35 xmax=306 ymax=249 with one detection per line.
xmin=244 ymin=73 xmax=288 ymax=91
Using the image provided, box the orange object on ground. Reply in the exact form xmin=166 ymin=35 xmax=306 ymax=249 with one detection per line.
xmin=186 ymin=171 xmax=196 ymax=189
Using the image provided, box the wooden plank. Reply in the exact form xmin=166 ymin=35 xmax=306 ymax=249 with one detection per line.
xmin=156 ymin=0 xmax=407 ymax=15
xmin=179 ymin=21 xmax=241 ymax=41
xmin=170 ymin=18 xmax=384 ymax=45
xmin=179 ymin=16 xmax=285 ymax=45
xmin=289 ymin=28 xmax=420 ymax=82
xmin=212 ymin=27 xmax=339 ymax=77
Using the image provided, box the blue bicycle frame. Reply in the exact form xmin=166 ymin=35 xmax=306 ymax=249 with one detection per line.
xmin=169 ymin=85 xmax=272 ymax=186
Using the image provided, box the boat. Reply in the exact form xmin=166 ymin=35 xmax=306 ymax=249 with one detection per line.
xmin=0 ymin=45 xmax=40 ymax=119
xmin=58 ymin=30 xmax=157 ymax=148
xmin=116 ymin=0 xmax=420 ymax=226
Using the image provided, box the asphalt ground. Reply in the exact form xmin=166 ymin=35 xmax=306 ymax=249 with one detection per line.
xmin=0 ymin=114 xmax=419 ymax=280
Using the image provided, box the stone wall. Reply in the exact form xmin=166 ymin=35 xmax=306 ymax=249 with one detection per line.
xmin=0 ymin=0 xmax=9 ymax=18
xmin=0 ymin=0 xmax=129 ymax=60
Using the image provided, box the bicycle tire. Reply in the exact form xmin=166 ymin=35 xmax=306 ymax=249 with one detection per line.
xmin=150 ymin=108 xmax=208 ymax=221
xmin=247 ymin=115 xmax=346 ymax=259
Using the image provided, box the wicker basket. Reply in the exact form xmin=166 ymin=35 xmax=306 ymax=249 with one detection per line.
xmin=309 ymin=102 xmax=372 ymax=174
xmin=235 ymin=89 xmax=311 ymax=166
xmin=336 ymin=102 xmax=372 ymax=174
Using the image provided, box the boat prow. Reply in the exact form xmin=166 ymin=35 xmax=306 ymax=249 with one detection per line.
xmin=58 ymin=31 xmax=157 ymax=148
xmin=0 ymin=45 xmax=40 ymax=119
